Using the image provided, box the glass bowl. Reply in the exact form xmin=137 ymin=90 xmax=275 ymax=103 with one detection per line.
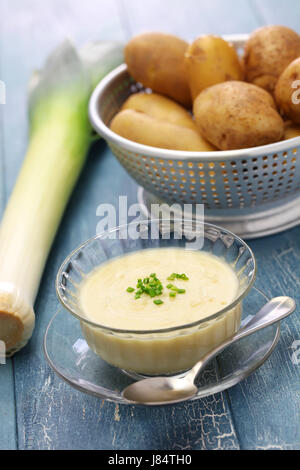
xmin=44 ymin=288 xmax=280 ymax=405
xmin=56 ymin=219 xmax=256 ymax=375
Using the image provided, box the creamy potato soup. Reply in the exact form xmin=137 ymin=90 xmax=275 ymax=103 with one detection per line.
xmin=79 ymin=248 xmax=242 ymax=374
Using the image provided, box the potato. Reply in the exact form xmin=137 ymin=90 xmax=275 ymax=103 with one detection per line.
xmin=184 ymin=35 xmax=244 ymax=100
xmin=124 ymin=33 xmax=192 ymax=107
xmin=244 ymin=25 xmax=300 ymax=94
xmin=275 ymin=58 xmax=300 ymax=125
xmin=283 ymin=121 xmax=300 ymax=140
xmin=121 ymin=92 xmax=196 ymax=130
xmin=193 ymin=81 xmax=284 ymax=150
xmin=110 ymin=109 xmax=216 ymax=151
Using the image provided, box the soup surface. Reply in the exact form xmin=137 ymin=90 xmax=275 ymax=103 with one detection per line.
xmin=79 ymin=248 xmax=239 ymax=330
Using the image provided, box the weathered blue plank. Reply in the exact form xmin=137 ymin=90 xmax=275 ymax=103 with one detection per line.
xmin=0 ymin=122 xmax=16 ymax=450
xmin=0 ymin=2 xmax=17 ymax=450
xmin=0 ymin=359 xmax=17 ymax=450
xmin=225 ymin=227 xmax=300 ymax=450
xmin=119 ymin=0 xmax=260 ymax=39
xmin=252 ymin=0 xmax=300 ymax=33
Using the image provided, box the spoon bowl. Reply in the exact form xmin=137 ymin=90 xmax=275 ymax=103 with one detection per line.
xmin=123 ymin=376 xmax=198 ymax=405
xmin=122 ymin=296 xmax=295 ymax=405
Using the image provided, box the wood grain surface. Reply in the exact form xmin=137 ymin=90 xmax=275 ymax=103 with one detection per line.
xmin=0 ymin=0 xmax=300 ymax=450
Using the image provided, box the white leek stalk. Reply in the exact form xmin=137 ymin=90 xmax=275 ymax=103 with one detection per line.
xmin=0 ymin=40 xmax=123 ymax=355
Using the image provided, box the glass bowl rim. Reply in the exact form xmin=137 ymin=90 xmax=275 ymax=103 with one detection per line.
xmin=56 ymin=219 xmax=257 ymax=334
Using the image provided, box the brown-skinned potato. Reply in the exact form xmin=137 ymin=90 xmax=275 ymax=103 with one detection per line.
xmin=124 ymin=33 xmax=192 ymax=107
xmin=110 ymin=109 xmax=216 ymax=151
xmin=275 ymin=58 xmax=300 ymax=125
xmin=121 ymin=92 xmax=196 ymax=130
xmin=244 ymin=25 xmax=300 ymax=94
xmin=193 ymin=81 xmax=284 ymax=150
xmin=185 ymin=35 xmax=244 ymax=100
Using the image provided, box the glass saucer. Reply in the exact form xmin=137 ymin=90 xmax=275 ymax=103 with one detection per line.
xmin=44 ymin=287 xmax=280 ymax=405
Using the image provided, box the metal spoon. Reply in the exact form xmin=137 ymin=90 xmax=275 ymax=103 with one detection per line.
xmin=122 ymin=296 xmax=295 ymax=405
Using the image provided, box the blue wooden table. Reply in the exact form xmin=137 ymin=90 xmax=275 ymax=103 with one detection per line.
xmin=1 ymin=0 xmax=300 ymax=450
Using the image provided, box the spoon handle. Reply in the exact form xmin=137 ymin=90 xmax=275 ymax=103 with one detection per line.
xmin=188 ymin=296 xmax=295 ymax=382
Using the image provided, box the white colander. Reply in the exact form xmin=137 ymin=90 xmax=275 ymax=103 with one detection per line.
xmin=89 ymin=35 xmax=300 ymax=238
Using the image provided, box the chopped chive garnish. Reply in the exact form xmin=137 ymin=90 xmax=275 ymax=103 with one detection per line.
xmin=128 ymin=272 xmax=189 ymax=305
xmin=169 ymin=286 xmax=186 ymax=293
xmin=167 ymin=273 xmax=176 ymax=281
xmin=128 ymin=273 xmax=165 ymax=303
xmin=167 ymin=273 xmax=189 ymax=281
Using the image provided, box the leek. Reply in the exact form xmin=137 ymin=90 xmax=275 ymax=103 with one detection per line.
xmin=0 ymin=40 xmax=123 ymax=355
